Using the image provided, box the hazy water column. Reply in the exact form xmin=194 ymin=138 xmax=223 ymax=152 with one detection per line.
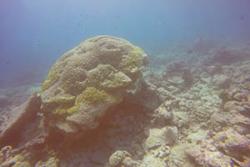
xmin=0 ymin=0 xmax=250 ymax=87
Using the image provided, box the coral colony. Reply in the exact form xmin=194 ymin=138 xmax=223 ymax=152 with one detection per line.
xmin=0 ymin=36 xmax=250 ymax=167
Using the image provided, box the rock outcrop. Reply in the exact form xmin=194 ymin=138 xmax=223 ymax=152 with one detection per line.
xmin=0 ymin=94 xmax=41 ymax=147
xmin=40 ymin=35 xmax=148 ymax=138
xmin=1 ymin=38 xmax=250 ymax=167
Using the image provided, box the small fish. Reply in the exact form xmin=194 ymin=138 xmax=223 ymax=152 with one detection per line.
xmin=230 ymin=158 xmax=236 ymax=167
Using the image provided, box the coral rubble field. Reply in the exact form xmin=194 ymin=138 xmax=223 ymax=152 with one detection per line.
xmin=0 ymin=36 xmax=250 ymax=167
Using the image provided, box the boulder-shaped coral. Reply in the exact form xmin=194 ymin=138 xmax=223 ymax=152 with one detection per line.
xmin=40 ymin=35 xmax=148 ymax=136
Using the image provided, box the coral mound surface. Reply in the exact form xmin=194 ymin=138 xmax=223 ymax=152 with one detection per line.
xmin=40 ymin=35 xmax=148 ymax=135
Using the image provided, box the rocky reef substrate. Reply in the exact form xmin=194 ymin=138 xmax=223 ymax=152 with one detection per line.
xmin=0 ymin=36 xmax=250 ymax=167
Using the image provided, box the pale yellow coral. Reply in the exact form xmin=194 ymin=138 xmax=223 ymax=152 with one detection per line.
xmin=87 ymin=64 xmax=132 ymax=90
xmin=65 ymin=87 xmax=113 ymax=115
xmin=76 ymin=87 xmax=110 ymax=104
xmin=35 ymin=156 xmax=59 ymax=167
xmin=120 ymin=46 xmax=145 ymax=74
xmin=41 ymin=63 xmax=63 ymax=91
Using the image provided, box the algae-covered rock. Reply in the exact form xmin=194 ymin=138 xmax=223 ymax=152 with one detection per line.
xmin=0 ymin=93 xmax=41 ymax=146
xmin=108 ymin=150 xmax=144 ymax=167
xmin=0 ymin=150 xmax=32 ymax=167
xmin=167 ymin=143 xmax=195 ymax=167
xmin=108 ymin=150 xmax=131 ymax=167
xmin=186 ymin=145 xmax=233 ymax=167
xmin=40 ymin=35 xmax=148 ymax=135
xmin=144 ymin=126 xmax=178 ymax=150
xmin=35 ymin=156 xmax=59 ymax=167
xmin=213 ymin=128 xmax=250 ymax=160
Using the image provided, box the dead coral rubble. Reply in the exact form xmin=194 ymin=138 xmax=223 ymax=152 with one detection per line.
xmin=107 ymin=45 xmax=250 ymax=167
xmin=1 ymin=40 xmax=250 ymax=167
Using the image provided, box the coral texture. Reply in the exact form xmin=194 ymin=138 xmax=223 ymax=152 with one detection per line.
xmin=40 ymin=35 xmax=148 ymax=135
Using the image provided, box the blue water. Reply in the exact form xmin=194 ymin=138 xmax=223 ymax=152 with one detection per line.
xmin=1 ymin=0 xmax=250 ymax=87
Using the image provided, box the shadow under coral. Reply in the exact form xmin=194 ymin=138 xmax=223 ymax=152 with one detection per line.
xmin=56 ymin=101 xmax=150 ymax=167
xmin=0 ymin=95 xmax=151 ymax=167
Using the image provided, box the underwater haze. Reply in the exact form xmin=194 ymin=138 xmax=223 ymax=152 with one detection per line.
xmin=1 ymin=1 xmax=250 ymax=167
xmin=1 ymin=0 xmax=250 ymax=87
